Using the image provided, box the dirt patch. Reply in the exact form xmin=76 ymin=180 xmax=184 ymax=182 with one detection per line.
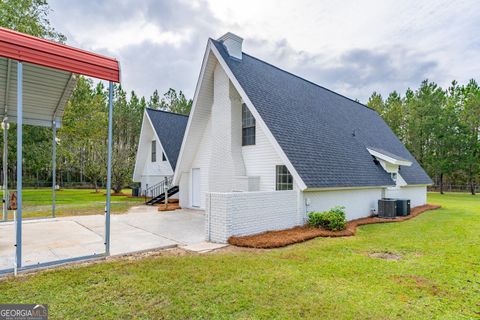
xmin=369 ymin=251 xmax=402 ymax=260
xmin=209 ymin=245 xmax=267 ymax=254
xmin=392 ymin=274 xmax=443 ymax=296
xmin=393 ymin=275 xmax=429 ymax=287
xmin=120 ymin=247 xmax=190 ymax=260
xmin=278 ymin=252 xmax=310 ymax=262
xmin=101 ymin=192 xmax=130 ymax=196
xmin=228 ymin=204 xmax=441 ymax=249
xmin=111 ymin=192 xmax=129 ymax=197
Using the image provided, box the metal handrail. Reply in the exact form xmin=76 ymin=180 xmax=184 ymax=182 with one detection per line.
xmin=144 ymin=176 xmax=173 ymax=202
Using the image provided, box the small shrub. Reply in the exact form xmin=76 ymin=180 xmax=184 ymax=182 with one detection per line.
xmin=307 ymin=206 xmax=347 ymax=231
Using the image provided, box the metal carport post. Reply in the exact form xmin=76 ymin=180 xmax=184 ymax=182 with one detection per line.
xmin=15 ymin=61 xmax=23 ymax=270
xmin=52 ymin=119 xmax=56 ymax=218
xmin=105 ymin=81 xmax=113 ymax=255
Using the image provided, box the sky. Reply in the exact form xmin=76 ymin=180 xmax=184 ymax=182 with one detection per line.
xmin=48 ymin=0 xmax=480 ymax=103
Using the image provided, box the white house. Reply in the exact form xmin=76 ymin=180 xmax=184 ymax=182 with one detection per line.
xmin=169 ymin=32 xmax=431 ymax=243
xmin=133 ymin=108 xmax=188 ymax=196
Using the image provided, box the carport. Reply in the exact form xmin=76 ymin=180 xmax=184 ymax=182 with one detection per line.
xmin=0 ymin=27 xmax=120 ymax=274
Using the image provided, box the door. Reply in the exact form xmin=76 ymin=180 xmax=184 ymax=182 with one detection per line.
xmin=191 ymin=168 xmax=201 ymax=207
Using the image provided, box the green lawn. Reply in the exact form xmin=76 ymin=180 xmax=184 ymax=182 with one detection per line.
xmin=5 ymin=188 xmax=144 ymax=219
xmin=0 ymin=193 xmax=479 ymax=319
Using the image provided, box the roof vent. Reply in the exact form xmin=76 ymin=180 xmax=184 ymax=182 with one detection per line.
xmin=218 ymin=32 xmax=243 ymax=60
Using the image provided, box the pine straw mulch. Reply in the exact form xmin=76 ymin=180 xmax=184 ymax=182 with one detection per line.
xmin=228 ymin=204 xmax=441 ymax=249
xmin=158 ymin=203 xmax=181 ymax=211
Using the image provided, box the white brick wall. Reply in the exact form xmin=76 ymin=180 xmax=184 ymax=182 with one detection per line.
xmin=209 ymin=64 xmax=246 ymax=192
xmin=205 ymin=191 xmax=300 ymax=243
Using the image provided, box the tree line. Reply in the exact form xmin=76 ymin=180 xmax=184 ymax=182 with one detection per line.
xmin=367 ymin=80 xmax=480 ymax=194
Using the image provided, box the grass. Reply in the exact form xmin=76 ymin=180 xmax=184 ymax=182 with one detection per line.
xmin=4 ymin=188 xmax=144 ymax=219
xmin=0 ymin=192 xmax=479 ymax=319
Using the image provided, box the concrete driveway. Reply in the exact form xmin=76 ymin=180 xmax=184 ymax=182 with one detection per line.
xmin=0 ymin=206 xmax=205 ymax=271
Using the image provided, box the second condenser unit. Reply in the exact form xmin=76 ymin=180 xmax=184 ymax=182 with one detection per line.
xmin=395 ymin=199 xmax=411 ymax=216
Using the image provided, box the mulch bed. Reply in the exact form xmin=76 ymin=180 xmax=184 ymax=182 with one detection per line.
xmin=158 ymin=203 xmax=181 ymax=211
xmin=228 ymin=204 xmax=441 ymax=249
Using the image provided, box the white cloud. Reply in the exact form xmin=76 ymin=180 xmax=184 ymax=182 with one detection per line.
xmin=75 ymin=20 xmax=192 ymax=52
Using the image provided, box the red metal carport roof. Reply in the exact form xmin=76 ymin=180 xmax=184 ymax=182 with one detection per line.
xmin=0 ymin=27 xmax=120 ymax=83
xmin=0 ymin=27 xmax=121 ymax=127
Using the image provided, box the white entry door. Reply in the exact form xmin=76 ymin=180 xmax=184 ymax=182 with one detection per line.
xmin=191 ymin=168 xmax=201 ymax=207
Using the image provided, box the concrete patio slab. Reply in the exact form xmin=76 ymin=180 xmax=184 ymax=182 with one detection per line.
xmin=0 ymin=206 xmax=205 ymax=271
xmin=180 ymin=241 xmax=229 ymax=253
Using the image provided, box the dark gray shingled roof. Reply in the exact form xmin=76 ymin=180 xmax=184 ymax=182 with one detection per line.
xmin=211 ymin=39 xmax=432 ymax=188
xmin=146 ymin=108 xmax=188 ymax=170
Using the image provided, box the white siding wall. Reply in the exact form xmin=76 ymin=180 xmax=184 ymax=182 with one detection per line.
xmin=136 ymin=117 xmax=174 ymax=192
xmin=385 ymin=186 xmax=427 ymax=207
xmin=206 ymin=191 xmax=300 ymax=243
xmin=302 ymin=188 xmax=384 ymax=221
xmin=242 ymin=120 xmax=285 ymax=191
xmin=142 ymin=140 xmax=173 ymax=177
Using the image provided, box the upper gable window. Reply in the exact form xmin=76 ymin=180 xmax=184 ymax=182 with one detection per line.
xmin=242 ymin=104 xmax=256 ymax=146
xmin=276 ymin=165 xmax=293 ymax=190
xmin=391 ymin=172 xmax=397 ymax=183
xmin=151 ymin=140 xmax=156 ymax=162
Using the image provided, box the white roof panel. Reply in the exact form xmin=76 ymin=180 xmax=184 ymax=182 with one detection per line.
xmin=0 ymin=57 xmax=77 ymax=127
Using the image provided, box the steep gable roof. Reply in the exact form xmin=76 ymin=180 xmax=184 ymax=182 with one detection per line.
xmin=146 ymin=108 xmax=188 ymax=170
xmin=211 ymin=39 xmax=432 ymax=188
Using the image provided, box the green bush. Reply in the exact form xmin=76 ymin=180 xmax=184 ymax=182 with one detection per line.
xmin=307 ymin=206 xmax=347 ymax=231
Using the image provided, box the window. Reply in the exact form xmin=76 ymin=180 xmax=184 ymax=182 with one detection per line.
xmin=242 ymin=103 xmax=255 ymax=146
xmin=391 ymin=172 xmax=397 ymax=183
xmin=151 ymin=140 xmax=156 ymax=162
xmin=276 ymin=165 xmax=293 ymax=190
xmin=162 ymin=152 xmax=167 ymax=162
